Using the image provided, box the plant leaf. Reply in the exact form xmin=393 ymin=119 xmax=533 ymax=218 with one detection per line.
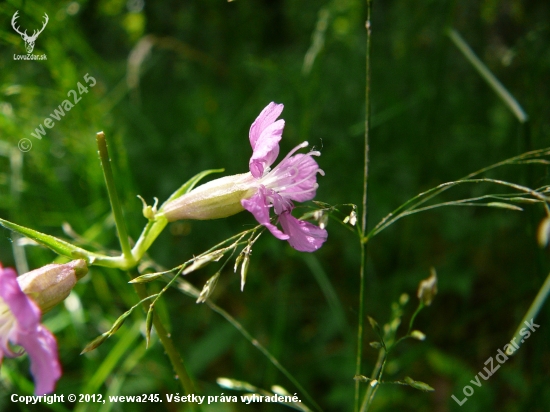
xmin=159 ymin=168 xmax=225 ymax=210
xmin=0 ymin=217 xmax=101 ymax=263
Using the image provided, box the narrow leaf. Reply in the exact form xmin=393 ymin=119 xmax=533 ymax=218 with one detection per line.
xmin=160 ymin=168 xmax=225 ymax=209
xmin=0 ymin=217 xmax=99 ymax=263
xmin=448 ymin=28 xmax=528 ymax=123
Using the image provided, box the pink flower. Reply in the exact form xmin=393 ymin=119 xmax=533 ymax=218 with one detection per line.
xmin=0 ymin=264 xmax=61 ymax=395
xmin=163 ymin=102 xmax=327 ymax=252
xmin=242 ymin=103 xmax=327 ymax=252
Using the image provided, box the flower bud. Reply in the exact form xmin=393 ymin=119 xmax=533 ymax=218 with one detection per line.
xmin=162 ymin=173 xmax=257 ymax=221
xmin=16 ymin=259 xmax=87 ymax=313
xmin=417 ymin=268 xmax=437 ymax=306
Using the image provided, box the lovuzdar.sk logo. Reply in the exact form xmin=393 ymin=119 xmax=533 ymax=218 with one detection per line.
xmin=11 ymin=10 xmax=48 ymax=60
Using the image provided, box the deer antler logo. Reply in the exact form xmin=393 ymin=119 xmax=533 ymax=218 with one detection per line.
xmin=11 ymin=11 xmax=49 ymax=54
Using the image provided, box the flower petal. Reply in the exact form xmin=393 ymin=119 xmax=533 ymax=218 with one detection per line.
xmin=241 ymin=187 xmax=289 ymax=240
xmin=272 ymin=153 xmax=322 ymax=202
xmin=0 ymin=266 xmax=39 ymax=332
xmin=278 ymin=212 xmax=328 ymax=252
xmin=0 ymin=298 xmax=17 ymax=358
xmin=0 ymin=265 xmax=61 ymax=395
xmin=18 ymin=325 xmax=60 ymax=395
xmin=249 ymin=102 xmax=284 ymax=148
xmin=249 ymin=103 xmax=285 ymax=178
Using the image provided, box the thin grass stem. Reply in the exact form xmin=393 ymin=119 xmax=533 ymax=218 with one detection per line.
xmin=356 ymin=1 xmax=373 ymax=410
xmin=366 ymin=149 xmax=550 ymax=241
xmin=176 ymin=279 xmax=323 ymax=412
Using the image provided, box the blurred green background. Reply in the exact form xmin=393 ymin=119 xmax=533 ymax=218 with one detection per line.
xmin=0 ymin=0 xmax=549 ymax=411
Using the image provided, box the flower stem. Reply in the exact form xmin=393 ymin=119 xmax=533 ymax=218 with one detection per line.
xmin=131 ymin=216 xmax=168 ymax=262
xmin=96 ymin=132 xmax=134 ymax=266
xmin=355 ymin=1 xmax=372 ymax=411
xmin=130 ymin=278 xmax=199 ymax=411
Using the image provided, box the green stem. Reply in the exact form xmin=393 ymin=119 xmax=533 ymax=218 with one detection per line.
xmin=509 ymin=271 xmax=550 ymax=353
xmin=176 ymin=278 xmax=323 ymax=412
xmin=403 ymin=302 xmax=422 ymax=336
xmin=359 ymin=349 xmax=386 ymax=412
xmin=355 ymin=1 xmax=372 ymax=411
xmin=130 ymin=278 xmax=198 ymax=411
xmin=361 ymin=0 xmax=372 ymax=238
xmin=131 ymin=167 xmax=224 ymax=261
xmin=360 ymin=304 xmax=423 ymax=411
xmin=355 ymin=245 xmax=367 ymax=412
xmin=131 ymin=216 xmax=168 ymax=261
xmin=365 ymin=151 xmax=550 ymax=241
xmin=96 ymin=132 xmax=134 ymax=265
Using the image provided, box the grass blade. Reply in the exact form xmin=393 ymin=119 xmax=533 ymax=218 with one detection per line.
xmin=447 ymin=28 xmax=528 ymax=123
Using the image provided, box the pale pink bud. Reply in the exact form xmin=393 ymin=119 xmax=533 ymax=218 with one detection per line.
xmin=17 ymin=259 xmax=87 ymax=313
